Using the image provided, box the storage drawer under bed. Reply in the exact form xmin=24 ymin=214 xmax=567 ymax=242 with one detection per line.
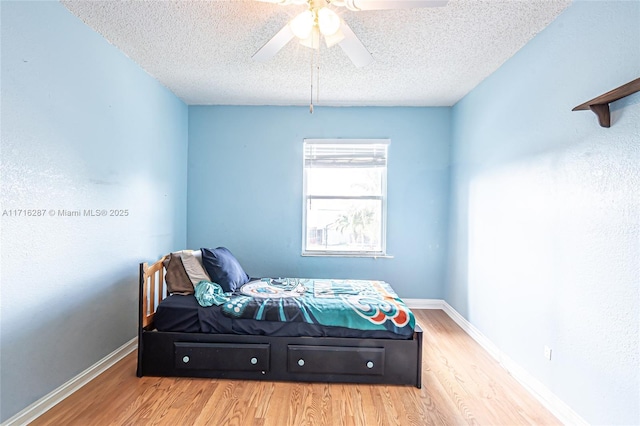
xmin=174 ymin=342 xmax=270 ymax=371
xmin=287 ymin=345 xmax=385 ymax=375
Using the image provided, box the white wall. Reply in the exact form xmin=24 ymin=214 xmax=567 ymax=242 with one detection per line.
xmin=447 ymin=1 xmax=640 ymax=424
xmin=0 ymin=2 xmax=188 ymax=421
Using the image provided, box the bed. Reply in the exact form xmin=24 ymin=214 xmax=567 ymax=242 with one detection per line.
xmin=136 ymin=250 xmax=423 ymax=388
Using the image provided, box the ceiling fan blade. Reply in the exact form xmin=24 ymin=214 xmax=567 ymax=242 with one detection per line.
xmin=252 ymin=24 xmax=295 ymax=62
xmin=344 ymin=0 xmax=448 ymax=11
xmin=337 ymin=22 xmax=373 ymax=68
xmin=255 ymin=0 xmax=307 ymax=4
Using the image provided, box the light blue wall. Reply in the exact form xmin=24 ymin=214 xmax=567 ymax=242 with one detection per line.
xmin=0 ymin=1 xmax=188 ymax=422
xmin=448 ymin=1 xmax=639 ymax=424
xmin=187 ymin=106 xmax=451 ymax=299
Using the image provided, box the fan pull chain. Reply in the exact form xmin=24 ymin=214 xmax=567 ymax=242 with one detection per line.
xmin=310 ymin=46 xmax=315 ymax=114
xmin=309 ymin=35 xmax=321 ymax=114
xmin=316 ymin=42 xmax=320 ymax=108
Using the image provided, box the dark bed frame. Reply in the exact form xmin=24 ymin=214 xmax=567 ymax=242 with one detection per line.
xmin=136 ymin=256 xmax=423 ymax=388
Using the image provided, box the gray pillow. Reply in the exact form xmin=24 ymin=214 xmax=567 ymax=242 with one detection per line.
xmin=179 ymin=250 xmax=211 ymax=285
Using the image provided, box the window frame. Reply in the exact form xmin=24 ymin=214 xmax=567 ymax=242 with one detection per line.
xmin=301 ymin=138 xmax=390 ymax=258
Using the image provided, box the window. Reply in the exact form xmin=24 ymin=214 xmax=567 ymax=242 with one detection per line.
xmin=302 ymin=139 xmax=389 ymax=257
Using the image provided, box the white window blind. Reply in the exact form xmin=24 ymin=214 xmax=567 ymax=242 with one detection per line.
xmin=304 ymin=143 xmax=388 ymax=168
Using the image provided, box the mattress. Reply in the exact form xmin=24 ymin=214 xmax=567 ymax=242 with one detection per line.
xmin=154 ymin=278 xmax=415 ymax=340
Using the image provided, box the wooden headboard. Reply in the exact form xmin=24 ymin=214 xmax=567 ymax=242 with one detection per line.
xmin=139 ymin=256 xmax=167 ymax=330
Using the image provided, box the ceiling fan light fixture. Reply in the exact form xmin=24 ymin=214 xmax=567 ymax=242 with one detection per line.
xmin=299 ymin=26 xmax=321 ymax=49
xmin=317 ymin=7 xmax=341 ymax=36
xmin=324 ymin=27 xmax=345 ymax=47
xmin=289 ymin=10 xmax=315 ymax=39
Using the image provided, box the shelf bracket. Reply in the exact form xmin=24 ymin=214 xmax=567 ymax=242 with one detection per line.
xmin=573 ymin=77 xmax=640 ymax=128
xmin=588 ymin=104 xmax=610 ymax=128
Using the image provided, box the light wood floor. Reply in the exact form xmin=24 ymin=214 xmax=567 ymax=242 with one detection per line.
xmin=31 ymin=310 xmax=560 ymax=425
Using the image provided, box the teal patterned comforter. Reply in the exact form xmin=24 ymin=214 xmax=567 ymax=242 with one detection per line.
xmin=221 ymin=278 xmax=415 ymax=337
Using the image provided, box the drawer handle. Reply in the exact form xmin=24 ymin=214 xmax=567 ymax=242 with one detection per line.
xmin=366 ymin=361 xmax=374 ymax=369
xmin=251 ymin=357 xmax=258 ymax=365
xmin=298 ymin=359 xmax=305 ymax=367
xmin=182 ymin=356 xmax=190 ymax=364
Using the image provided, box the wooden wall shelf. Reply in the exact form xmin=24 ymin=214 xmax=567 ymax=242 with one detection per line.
xmin=573 ymin=77 xmax=640 ymax=127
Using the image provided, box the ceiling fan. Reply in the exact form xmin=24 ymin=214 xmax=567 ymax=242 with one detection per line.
xmin=252 ymin=0 xmax=449 ymax=67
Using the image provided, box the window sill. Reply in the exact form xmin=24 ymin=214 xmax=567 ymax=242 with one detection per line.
xmin=301 ymin=252 xmax=394 ymax=259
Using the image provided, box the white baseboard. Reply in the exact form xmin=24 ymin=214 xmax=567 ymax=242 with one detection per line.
xmin=437 ymin=300 xmax=589 ymax=426
xmin=404 ymin=298 xmax=446 ymax=310
xmin=2 ymin=337 xmax=137 ymax=426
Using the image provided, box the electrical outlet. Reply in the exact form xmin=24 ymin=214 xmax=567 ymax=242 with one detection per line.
xmin=544 ymin=345 xmax=552 ymax=361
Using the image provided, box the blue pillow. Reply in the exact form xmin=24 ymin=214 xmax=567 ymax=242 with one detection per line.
xmin=200 ymin=247 xmax=249 ymax=292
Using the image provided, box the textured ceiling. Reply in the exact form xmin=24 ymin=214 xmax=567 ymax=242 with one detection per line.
xmin=61 ymin=0 xmax=571 ymax=106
